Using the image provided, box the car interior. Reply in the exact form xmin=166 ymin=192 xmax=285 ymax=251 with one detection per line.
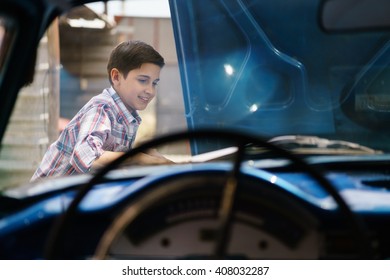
xmin=0 ymin=0 xmax=390 ymax=260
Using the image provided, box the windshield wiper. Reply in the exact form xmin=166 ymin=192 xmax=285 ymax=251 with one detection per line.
xmin=266 ymin=135 xmax=382 ymax=155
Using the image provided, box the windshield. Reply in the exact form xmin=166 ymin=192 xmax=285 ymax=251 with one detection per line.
xmin=170 ymin=0 xmax=390 ymax=154
xmin=1 ymin=0 xmax=390 ymax=192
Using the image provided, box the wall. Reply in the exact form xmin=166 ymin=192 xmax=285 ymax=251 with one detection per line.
xmin=0 ymin=20 xmax=60 ymax=189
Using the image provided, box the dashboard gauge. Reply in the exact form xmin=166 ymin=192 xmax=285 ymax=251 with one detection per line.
xmin=95 ymin=170 xmax=320 ymax=259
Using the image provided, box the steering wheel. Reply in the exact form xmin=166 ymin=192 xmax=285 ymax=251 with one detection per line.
xmin=44 ymin=128 xmax=374 ymax=259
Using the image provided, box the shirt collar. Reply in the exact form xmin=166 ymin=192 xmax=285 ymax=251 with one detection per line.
xmin=106 ymin=86 xmax=142 ymax=125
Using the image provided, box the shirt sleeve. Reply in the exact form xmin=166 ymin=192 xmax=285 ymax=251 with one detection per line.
xmin=69 ymin=104 xmax=113 ymax=173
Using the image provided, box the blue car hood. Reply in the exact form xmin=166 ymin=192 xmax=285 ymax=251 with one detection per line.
xmin=169 ymin=0 xmax=390 ymax=154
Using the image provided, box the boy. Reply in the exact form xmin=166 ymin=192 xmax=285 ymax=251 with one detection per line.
xmin=31 ymin=40 xmax=171 ymax=181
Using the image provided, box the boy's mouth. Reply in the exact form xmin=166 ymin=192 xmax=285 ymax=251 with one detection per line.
xmin=138 ymin=96 xmax=150 ymax=103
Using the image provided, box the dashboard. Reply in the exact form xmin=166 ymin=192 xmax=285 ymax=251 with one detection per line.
xmin=1 ymin=156 xmax=390 ymax=260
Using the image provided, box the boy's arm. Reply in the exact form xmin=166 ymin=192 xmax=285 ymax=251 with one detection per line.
xmin=91 ymin=150 xmax=174 ymax=171
xmin=91 ymin=151 xmax=125 ymax=170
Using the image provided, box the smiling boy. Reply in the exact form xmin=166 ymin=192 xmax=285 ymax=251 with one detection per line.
xmin=31 ymin=40 xmax=171 ymax=181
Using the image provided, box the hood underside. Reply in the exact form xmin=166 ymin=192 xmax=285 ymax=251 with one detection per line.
xmin=169 ymin=0 xmax=390 ymax=154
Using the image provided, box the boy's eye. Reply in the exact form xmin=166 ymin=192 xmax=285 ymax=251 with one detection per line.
xmin=138 ymin=79 xmax=148 ymax=84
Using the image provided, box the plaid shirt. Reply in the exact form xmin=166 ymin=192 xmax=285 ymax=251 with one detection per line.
xmin=31 ymin=87 xmax=141 ymax=180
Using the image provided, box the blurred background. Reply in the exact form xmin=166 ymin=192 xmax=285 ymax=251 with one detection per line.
xmin=0 ymin=0 xmax=188 ymax=189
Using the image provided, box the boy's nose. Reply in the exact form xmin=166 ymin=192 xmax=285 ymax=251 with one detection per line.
xmin=145 ymin=84 xmax=155 ymax=95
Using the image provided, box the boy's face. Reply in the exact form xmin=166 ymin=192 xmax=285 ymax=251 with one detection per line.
xmin=111 ymin=63 xmax=161 ymax=111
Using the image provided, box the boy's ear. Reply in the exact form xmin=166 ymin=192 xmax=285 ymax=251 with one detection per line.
xmin=110 ymin=68 xmax=120 ymax=83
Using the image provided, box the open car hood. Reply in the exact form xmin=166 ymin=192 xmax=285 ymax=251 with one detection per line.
xmin=169 ymin=0 xmax=390 ymax=154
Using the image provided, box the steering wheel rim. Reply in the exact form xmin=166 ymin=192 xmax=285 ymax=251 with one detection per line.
xmin=93 ymin=167 xmax=321 ymax=259
xmin=44 ymin=128 xmax=374 ymax=259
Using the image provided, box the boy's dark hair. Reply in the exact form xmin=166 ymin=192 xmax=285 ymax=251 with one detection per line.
xmin=107 ymin=40 xmax=165 ymax=85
